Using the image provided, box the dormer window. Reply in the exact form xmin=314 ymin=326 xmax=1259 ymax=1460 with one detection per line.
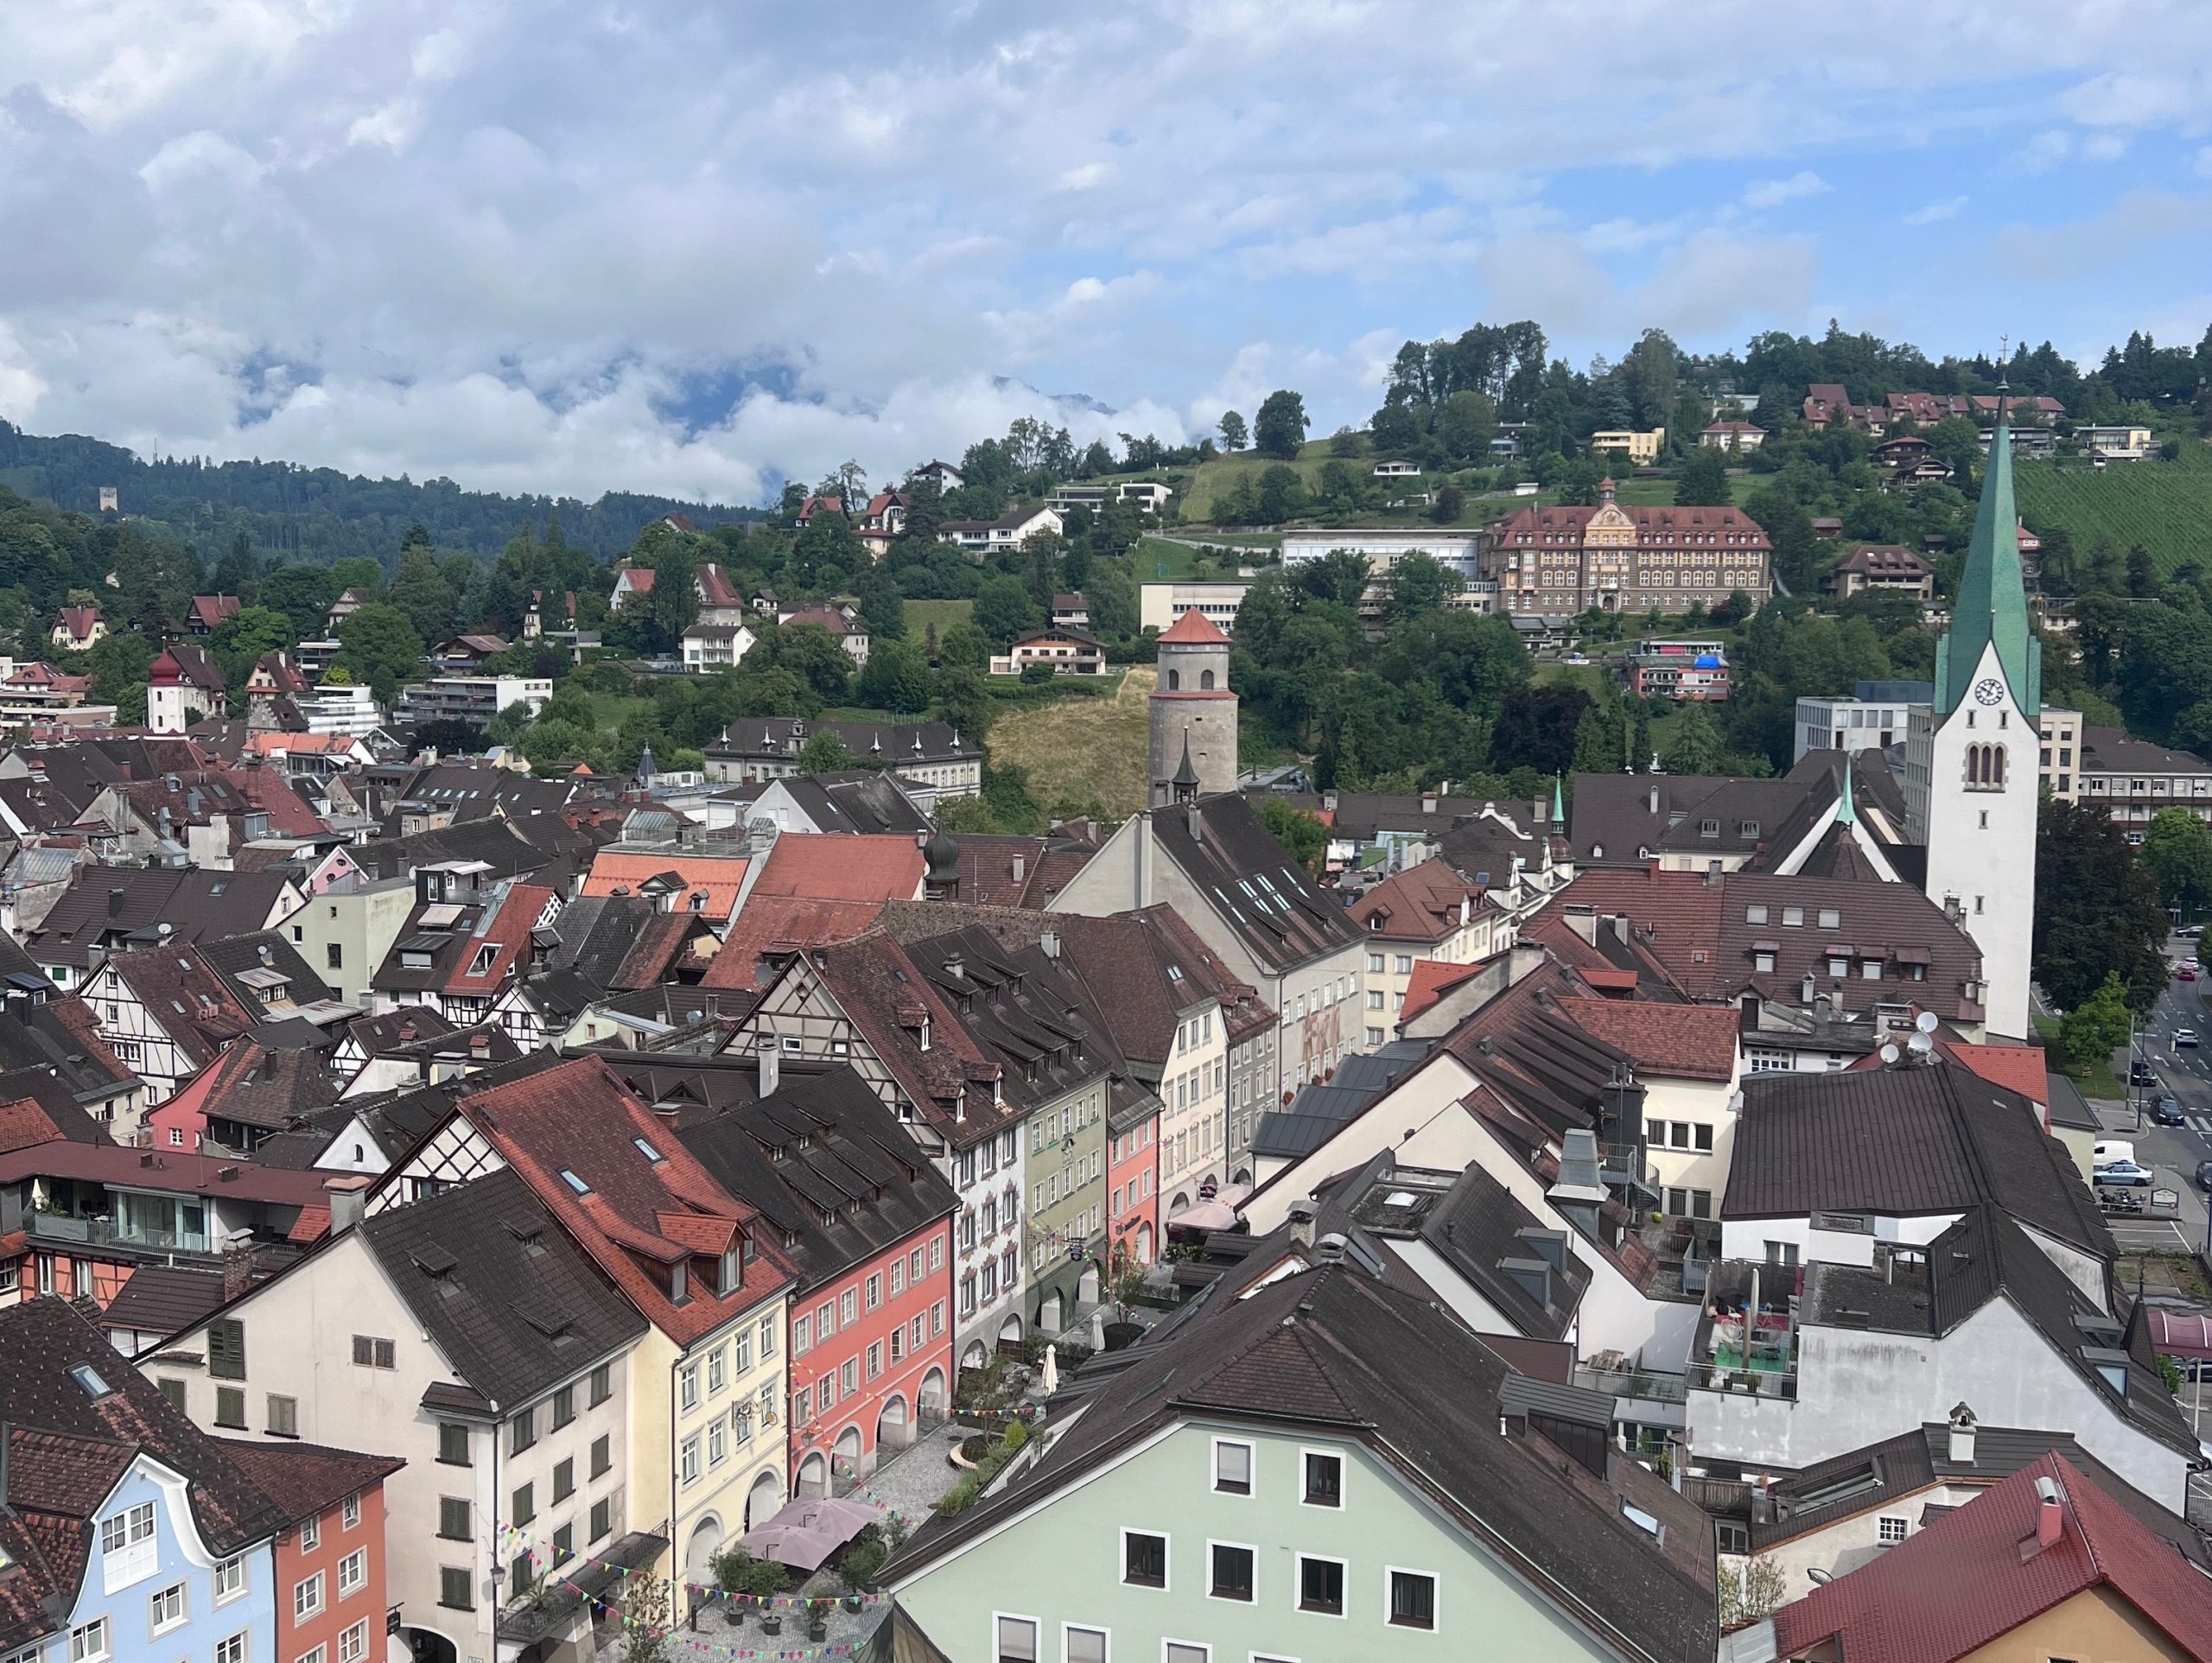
xmin=719 ymin=1245 xmax=741 ymax=1296
xmin=670 ymin=1260 xmax=690 ymax=1305
xmin=918 ymin=1016 xmax=931 ymax=1052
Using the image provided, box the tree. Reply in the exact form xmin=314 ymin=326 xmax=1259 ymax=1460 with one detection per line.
xmin=1294 ymin=549 xmax=1370 ymax=610
xmin=1661 ymin=701 xmax=1726 ymax=773
xmin=2143 ymin=806 xmax=2212 ymax=917
xmin=1258 ymin=797 xmax=1328 ymax=873
xmin=767 ymin=624 xmax=852 ymax=702
xmin=2035 ymin=798 xmax=2169 ymax=1012
xmin=258 ymin=563 xmax=338 ymax=640
xmin=1430 ymin=484 xmax=1466 ymax=524
xmin=973 ymin=576 xmax=1040 ymax=647
xmin=1217 ymin=411 xmax=1247 ymax=452
xmin=1254 ymin=390 xmax=1310 ymax=460
xmin=1327 ymin=426 xmax=1363 ymax=458
xmin=210 ymin=606 xmax=293 ymax=688
xmin=938 ymin=620 xmax=992 ymax=670
xmin=1491 ymin=683 xmax=1590 ymax=775
xmin=1387 ymin=551 xmax=1461 ymax=622
xmin=855 ymin=639 xmax=935 ymax=714
xmin=934 ymin=664 xmax=995 ymax=744
xmin=84 ymin=631 xmax=154 ymax=725
xmin=1256 ymin=465 xmax=1306 ymax=524
xmin=797 ymin=733 xmax=858 ymax=773
xmin=2061 ymin=972 xmax=2136 ymax=1070
xmin=619 ymin=1571 xmax=671 ymax=1663
xmin=1086 ymin=561 xmax=1137 ymax=639
xmin=1719 ymin=1556 xmax=1787 ymax=1630
xmin=1674 ymin=446 xmax=1731 ymax=507
xmin=388 ymin=546 xmax=460 ymax=646
xmin=334 ymin=603 xmax=424 ymax=705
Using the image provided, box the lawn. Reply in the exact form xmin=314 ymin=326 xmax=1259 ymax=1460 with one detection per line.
xmin=2031 ymin=1015 xmax=2126 ymax=1102
xmin=2013 ymin=439 xmax=2211 ymax=577
xmin=904 ymin=598 xmax=973 ymax=645
xmin=586 ymin=692 xmax=648 ymax=733
xmin=988 ymin=665 xmax=1155 ymax=820
xmin=1130 ymin=536 xmax=1265 ymax=581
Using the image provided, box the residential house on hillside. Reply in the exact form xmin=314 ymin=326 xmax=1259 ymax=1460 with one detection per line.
xmin=154 ymin=1166 xmax=653 ymax=1663
xmin=1347 ymin=860 xmax=1497 ymax=1044
xmin=0 ymin=1299 xmax=289 ymax=1663
xmin=887 ymin=1260 xmax=1719 ymax=1663
xmin=988 ymin=625 xmax=1105 ymax=676
xmin=778 ymin=604 xmax=871 ymax=667
xmin=941 ymin=505 xmax=1063 ymax=554
xmin=50 ymin=605 xmax=105 ymax=651
xmin=679 ymin=1063 xmax=959 ymax=1493
xmin=1485 ymin=479 xmax=1775 ymax=616
xmin=146 ymin=643 xmax=231 ymax=733
xmin=704 ymin=718 xmax=982 ymax=797
xmin=1050 ymin=793 xmax=1366 ymax=1100
xmin=1823 ymin=543 xmax=1935 ymax=601
xmin=361 ymin=1056 xmax=798 ymax=1597
xmin=187 ymin=593 xmax=243 ymax=633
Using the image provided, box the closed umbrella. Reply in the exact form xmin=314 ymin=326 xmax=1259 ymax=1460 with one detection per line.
xmin=1041 ymin=1343 xmax=1059 ymax=1395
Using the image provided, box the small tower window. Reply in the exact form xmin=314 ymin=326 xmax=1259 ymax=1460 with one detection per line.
xmin=1966 ymin=744 xmax=2005 ymax=791
xmin=1200 ymin=669 xmax=1216 ymax=689
xmin=1166 ymin=669 xmax=1180 ymax=690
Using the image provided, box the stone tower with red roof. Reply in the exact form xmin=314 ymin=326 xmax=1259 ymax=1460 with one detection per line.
xmin=1148 ymin=606 xmax=1238 ymax=806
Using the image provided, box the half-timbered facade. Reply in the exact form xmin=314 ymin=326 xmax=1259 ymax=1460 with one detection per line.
xmin=79 ymin=948 xmax=257 ymax=1111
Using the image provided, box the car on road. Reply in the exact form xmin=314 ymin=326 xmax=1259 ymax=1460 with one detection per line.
xmin=2133 ymin=1060 xmax=2162 ymax=1086
xmin=2196 ymin=1159 xmax=2212 ymax=1190
xmin=2179 ymin=924 xmax=2204 ymax=939
xmin=2178 ymin=1029 xmax=2201 ymax=1048
xmin=2154 ymin=1096 xmax=2187 ymax=1126
xmin=2094 ymin=1159 xmax=2158 ymax=1188
xmin=2182 ymin=966 xmax=2199 ymax=981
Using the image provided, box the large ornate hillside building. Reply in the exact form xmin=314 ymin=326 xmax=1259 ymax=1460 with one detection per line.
xmin=1484 ymin=480 xmax=1775 ymax=616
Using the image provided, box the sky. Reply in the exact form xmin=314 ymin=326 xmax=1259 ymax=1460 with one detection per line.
xmin=1 ymin=1 xmax=2209 ymax=507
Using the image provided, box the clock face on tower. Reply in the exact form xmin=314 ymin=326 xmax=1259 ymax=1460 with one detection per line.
xmin=1973 ymin=677 xmax=2005 ymax=708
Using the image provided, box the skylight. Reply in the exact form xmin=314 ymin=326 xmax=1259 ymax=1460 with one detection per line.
xmin=632 ymin=1137 xmax=664 ymax=1163
xmin=69 ymin=1363 xmax=111 ymax=1399
xmin=560 ymin=1169 xmax=590 ymax=1195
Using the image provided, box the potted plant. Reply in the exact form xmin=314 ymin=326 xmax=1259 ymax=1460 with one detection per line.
xmin=807 ymin=1607 xmax=829 ymax=1643
xmin=749 ymin=1559 xmax=786 ymax=1634
xmin=710 ymin=1546 xmax=755 ymax=1628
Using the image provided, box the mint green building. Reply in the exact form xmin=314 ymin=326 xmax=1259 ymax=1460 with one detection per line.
xmin=887 ymin=1260 xmax=1715 ymax=1663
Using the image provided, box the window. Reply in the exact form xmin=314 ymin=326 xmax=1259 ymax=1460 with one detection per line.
xmin=552 ymin=1383 xmax=576 ymax=1427
xmin=1298 ymin=1555 xmax=1345 ymax=1615
xmin=589 ymin=1362 xmax=613 ymax=1406
xmin=1209 ymin=1541 xmax=1255 ymax=1601
xmin=1716 ymin=1519 xmax=1751 ymax=1555
xmin=841 ymin=1288 xmax=858 ymax=1325
xmin=554 ymin=1457 xmax=575 ymax=1502
xmin=294 ymin=1570 xmax=325 ymax=1621
xmin=1212 ymin=1438 xmax=1252 ymax=1495
xmin=440 ymin=1566 xmax=474 ymax=1609
xmin=552 ymin=1523 xmax=574 ymax=1565
xmin=995 ymin=1616 xmax=1039 ymax=1663
xmin=339 ymin=1622 xmax=369 ymax=1663
xmin=215 ymin=1637 xmax=247 ymax=1663
xmin=438 ymin=1422 xmax=470 ymax=1465
xmin=679 ymin=1363 xmax=699 ymax=1411
xmin=681 ymin=1436 xmax=701 ymax=1485
xmin=101 ymin=1501 xmax=155 ymax=1557
xmin=1063 ymin=1627 xmax=1107 ymax=1663
xmin=1164 ymin=1645 xmax=1209 ymax=1663
xmin=1388 ymin=1569 xmax=1437 ymax=1629
xmin=1123 ymin=1529 xmax=1167 ymax=1587
xmin=707 ymin=1348 xmax=727 ymax=1394
xmin=438 ymin=1497 xmax=470 ymax=1540
xmin=865 ymin=1273 xmax=880 ymax=1310
xmin=207 ymin=1317 xmax=246 ymax=1379
xmin=216 ymin=1386 xmax=246 ymax=1428
xmin=68 ymin=1620 xmax=108 ymax=1663
xmin=215 ymin=1553 xmax=248 ymax=1603
xmin=341 ymin=1492 xmax=361 ymax=1529
xmin=338 ymin=1548 xmax=367 ymax=1598
xmin=510 ymin=1406 xmax=536 ymax=1455
xmin=1878 ymin=1514 xmax=1908 ymax=1544
xmin=512 ymin=1482 xmax=535 ymax=1527
xmin=1394 ymin=955 xmax=1413 ymax=974
xmin=149 ymin=1581 xmax=187 ymax=1633
xmin=1302 ymin=1450 xmax=1342 ymax=1507
xmin=590 ymin=1497 xmax=613 ymax=1542
xmin=301 ymin=1513 xmax=321 ymax=1552
xmin=709 ymin=1417 xmax=728 ymax=1467
xmin=591 ymin=1434 xmax=612 ymax=1478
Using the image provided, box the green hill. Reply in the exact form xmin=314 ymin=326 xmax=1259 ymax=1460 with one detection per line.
xmin=2014 ymin=441 xmax=2209 ymax=576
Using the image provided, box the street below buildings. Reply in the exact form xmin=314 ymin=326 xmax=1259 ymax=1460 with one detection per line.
xmin=2104 ymin=936 xmax=2212 ymax=1257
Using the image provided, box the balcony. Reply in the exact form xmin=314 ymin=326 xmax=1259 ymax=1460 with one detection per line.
xmin=27 ymin=1209 xmax=215 ymax=1256
xmin=1572 ymin=1364 xmax=1688 ymax=1405
xmin=1688 ymin=1259 xmax=1799 ymax=1400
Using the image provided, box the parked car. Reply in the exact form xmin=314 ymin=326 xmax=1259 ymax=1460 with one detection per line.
xmin=2178 ymin=1029 xmax=2200 ymax=1048
xmin=2178 ymin=924 xmax=2204 ymax=939
xmin=2094 ymin=1160 xmax=2158 ymax=1189
xmin=2133 ymin=1060 xmax=2162 ymax=1086
xmin=2154 ymin=1097 xmax=2187 ymax=1126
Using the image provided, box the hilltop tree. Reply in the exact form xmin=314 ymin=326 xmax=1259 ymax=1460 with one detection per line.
xmin=1254 ymin=390 xmax=1310 ymax=460
xmin=334 ymin=603 xmax=424 ymax=706
xmin=2034 ymin=797 xmax=2168 ymax=1012
xmin=1217 ymin=410 xmax=1248 ymax=452
xmin=1674 ymin=446 xmax=1731 ymax=507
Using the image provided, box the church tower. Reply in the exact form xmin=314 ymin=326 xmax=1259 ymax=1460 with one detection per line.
xmin=1149 ymin=608 xmax=1239 ymax=807
xmin=1908 ymin=372 xmax=2041 ymax=1039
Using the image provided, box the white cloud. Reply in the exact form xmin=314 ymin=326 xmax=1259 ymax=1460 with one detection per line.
xmin=1055 ymin=161 xmax=1111 ymax=192
xmin=2082 ymin=131 xmax=2130 ymax=162
xmin=1741 ymin=170 xmax=1827 ymax=210
xmin=2018 ymin=130 xmax=2074 ymax=173
xmin=1904 ymin=195 xmax=1968 ymax=225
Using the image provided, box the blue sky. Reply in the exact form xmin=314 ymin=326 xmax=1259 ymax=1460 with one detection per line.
xmin=0 ymin=2 xmax=2207 ymax=505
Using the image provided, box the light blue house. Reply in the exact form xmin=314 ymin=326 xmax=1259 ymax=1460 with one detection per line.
xmin=0 ymin=1300 xmax=284 ymax=1663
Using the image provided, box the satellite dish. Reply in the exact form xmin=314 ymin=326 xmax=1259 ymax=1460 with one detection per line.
xmin=1807 ymin=1568 xmax=1833 ymax=1584
xmin=1909 ymin=1031 xmax=1936 ymax=1057
xmin=1916 ymin=1010 xmax=1939 ymax=1034
xmin=1879 ymin=1043 xmax=1901 ymax=1065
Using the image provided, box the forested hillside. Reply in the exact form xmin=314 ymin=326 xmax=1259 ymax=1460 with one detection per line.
xmin=0 ymin=422 xmax=754 ymax=564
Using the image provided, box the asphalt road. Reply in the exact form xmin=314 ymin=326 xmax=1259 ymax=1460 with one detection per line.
xmin=2109 ymin=936 xmax=2212 ymax=1257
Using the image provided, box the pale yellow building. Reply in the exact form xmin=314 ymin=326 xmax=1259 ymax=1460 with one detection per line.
xmin=1590 ymin=427 xmax=1666 ymax=466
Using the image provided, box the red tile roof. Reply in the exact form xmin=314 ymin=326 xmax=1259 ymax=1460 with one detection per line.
xmin=1345 ymin=859 xmax=1486 ymax=944
xmin=1771 ymin=1452 xmax=2212 ymax=1663
xmin=702 ymin=895 xmax=886 ymax=990
xmin=1554 ymin=997 xmax=1739 ymax=1082
xmin=442 ymin=881 xmax=560 ymax=994
xmin=460 ymin=1056 xmax=792 ymax=1344
xmin=747 ymin=835 xmax=925 ymax=904
xmin=1157 ymin=607 xmax=1230 ymax=644
xmin=1398 ymin=957 xmax=1486 ymax=1026
xmin=213 ymin=1438 xmax=403 ymax=1527
xmin=190 ymin=595 xmax=243 ymax=630
xmin=1938 ymin=1041 xmax=2049 ymax=1107
xmin=0 ymin=1097 xmax=65 ymax=1158
xmin=582 ymin=852 xmax=750 ymax=921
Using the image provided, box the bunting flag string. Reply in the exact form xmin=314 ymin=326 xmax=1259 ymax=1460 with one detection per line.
xmin=494 ymin=1520 xmax=896 ymax=1613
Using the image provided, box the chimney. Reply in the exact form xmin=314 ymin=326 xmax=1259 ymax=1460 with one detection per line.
xmin=469 ymin=1031 xmax=491 ymax=1060
xmin=2034 ymin=1475 xmax=2064 ymax=1551
xmin=944 ymin=954 xmax=964 ymax=981
xmin=1646 ymin=784 xmax=1659 ymax=815
xmin=1422 ymin=791 xmax=1439 ymax=815
xmin=756 ymin=1034 xmax=779 ymax=1098
xmin=1315 ymin=1231 xmax=1347 ymax=1266
xmin=1322 ymin=792 xmax=1338 ymax=813
xmin=323 ymin=1174 xmax=372 ymax=1235
xmin=1287 ymin=1198 xmax=1317 ymax=1252
xmin=107 ymin=886 xmax=126 ymax=917
xmin=1039 ymin=929 xmax=1060 ymax=959
xmin=1947 ymin=1402 xmax=1977 ymax=1466
xmin=1186 ymin=804 xmax=1203 ymax=841
xmin=222 ymin=1241 xmax=257 ymax=1301
xmin=1012 ymin=854 xmax=1027 ymax=884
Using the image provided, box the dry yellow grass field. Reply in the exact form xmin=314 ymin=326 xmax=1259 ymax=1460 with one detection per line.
xmin=987 ymin=667 xmax=1154 ymax=821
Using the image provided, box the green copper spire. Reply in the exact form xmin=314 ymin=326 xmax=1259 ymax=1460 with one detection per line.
xmin=1936 ymin=375 xmax=2042 ymax=719
xmin=1835 ymin=756 xmax=1856 ymax=826
xmin=1551 ymin=773 xmax=1564 ymax=826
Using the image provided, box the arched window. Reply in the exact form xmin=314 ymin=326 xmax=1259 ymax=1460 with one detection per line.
xmin=1200 ymin=669 xmax=1216 ymax=689
xmin=1166 ymin=669 xmax=1180 ymax=690
xmin=1965 ymin=744 xmax=2006 ymax=790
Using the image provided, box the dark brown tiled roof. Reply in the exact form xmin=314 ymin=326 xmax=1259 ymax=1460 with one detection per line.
xmin=100 ymin=1264 xmax=228 ymax=1342
xmin=29 ymin=868 xmax=300 ymax=970
xmin=1554 ymin=997 xmax=1738 ymax=1082
xmin=213 ymin=1438 xmax=404 ymax=1527
xmin=1148 ymin=793 xmax=1359 ymax=972
xmin=1345 ymin=858 xmax=1487 ymax=943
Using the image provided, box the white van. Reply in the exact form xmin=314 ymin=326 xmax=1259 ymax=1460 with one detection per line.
xmin=2093 ymin=1140 xmax=2136 ymax=1168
